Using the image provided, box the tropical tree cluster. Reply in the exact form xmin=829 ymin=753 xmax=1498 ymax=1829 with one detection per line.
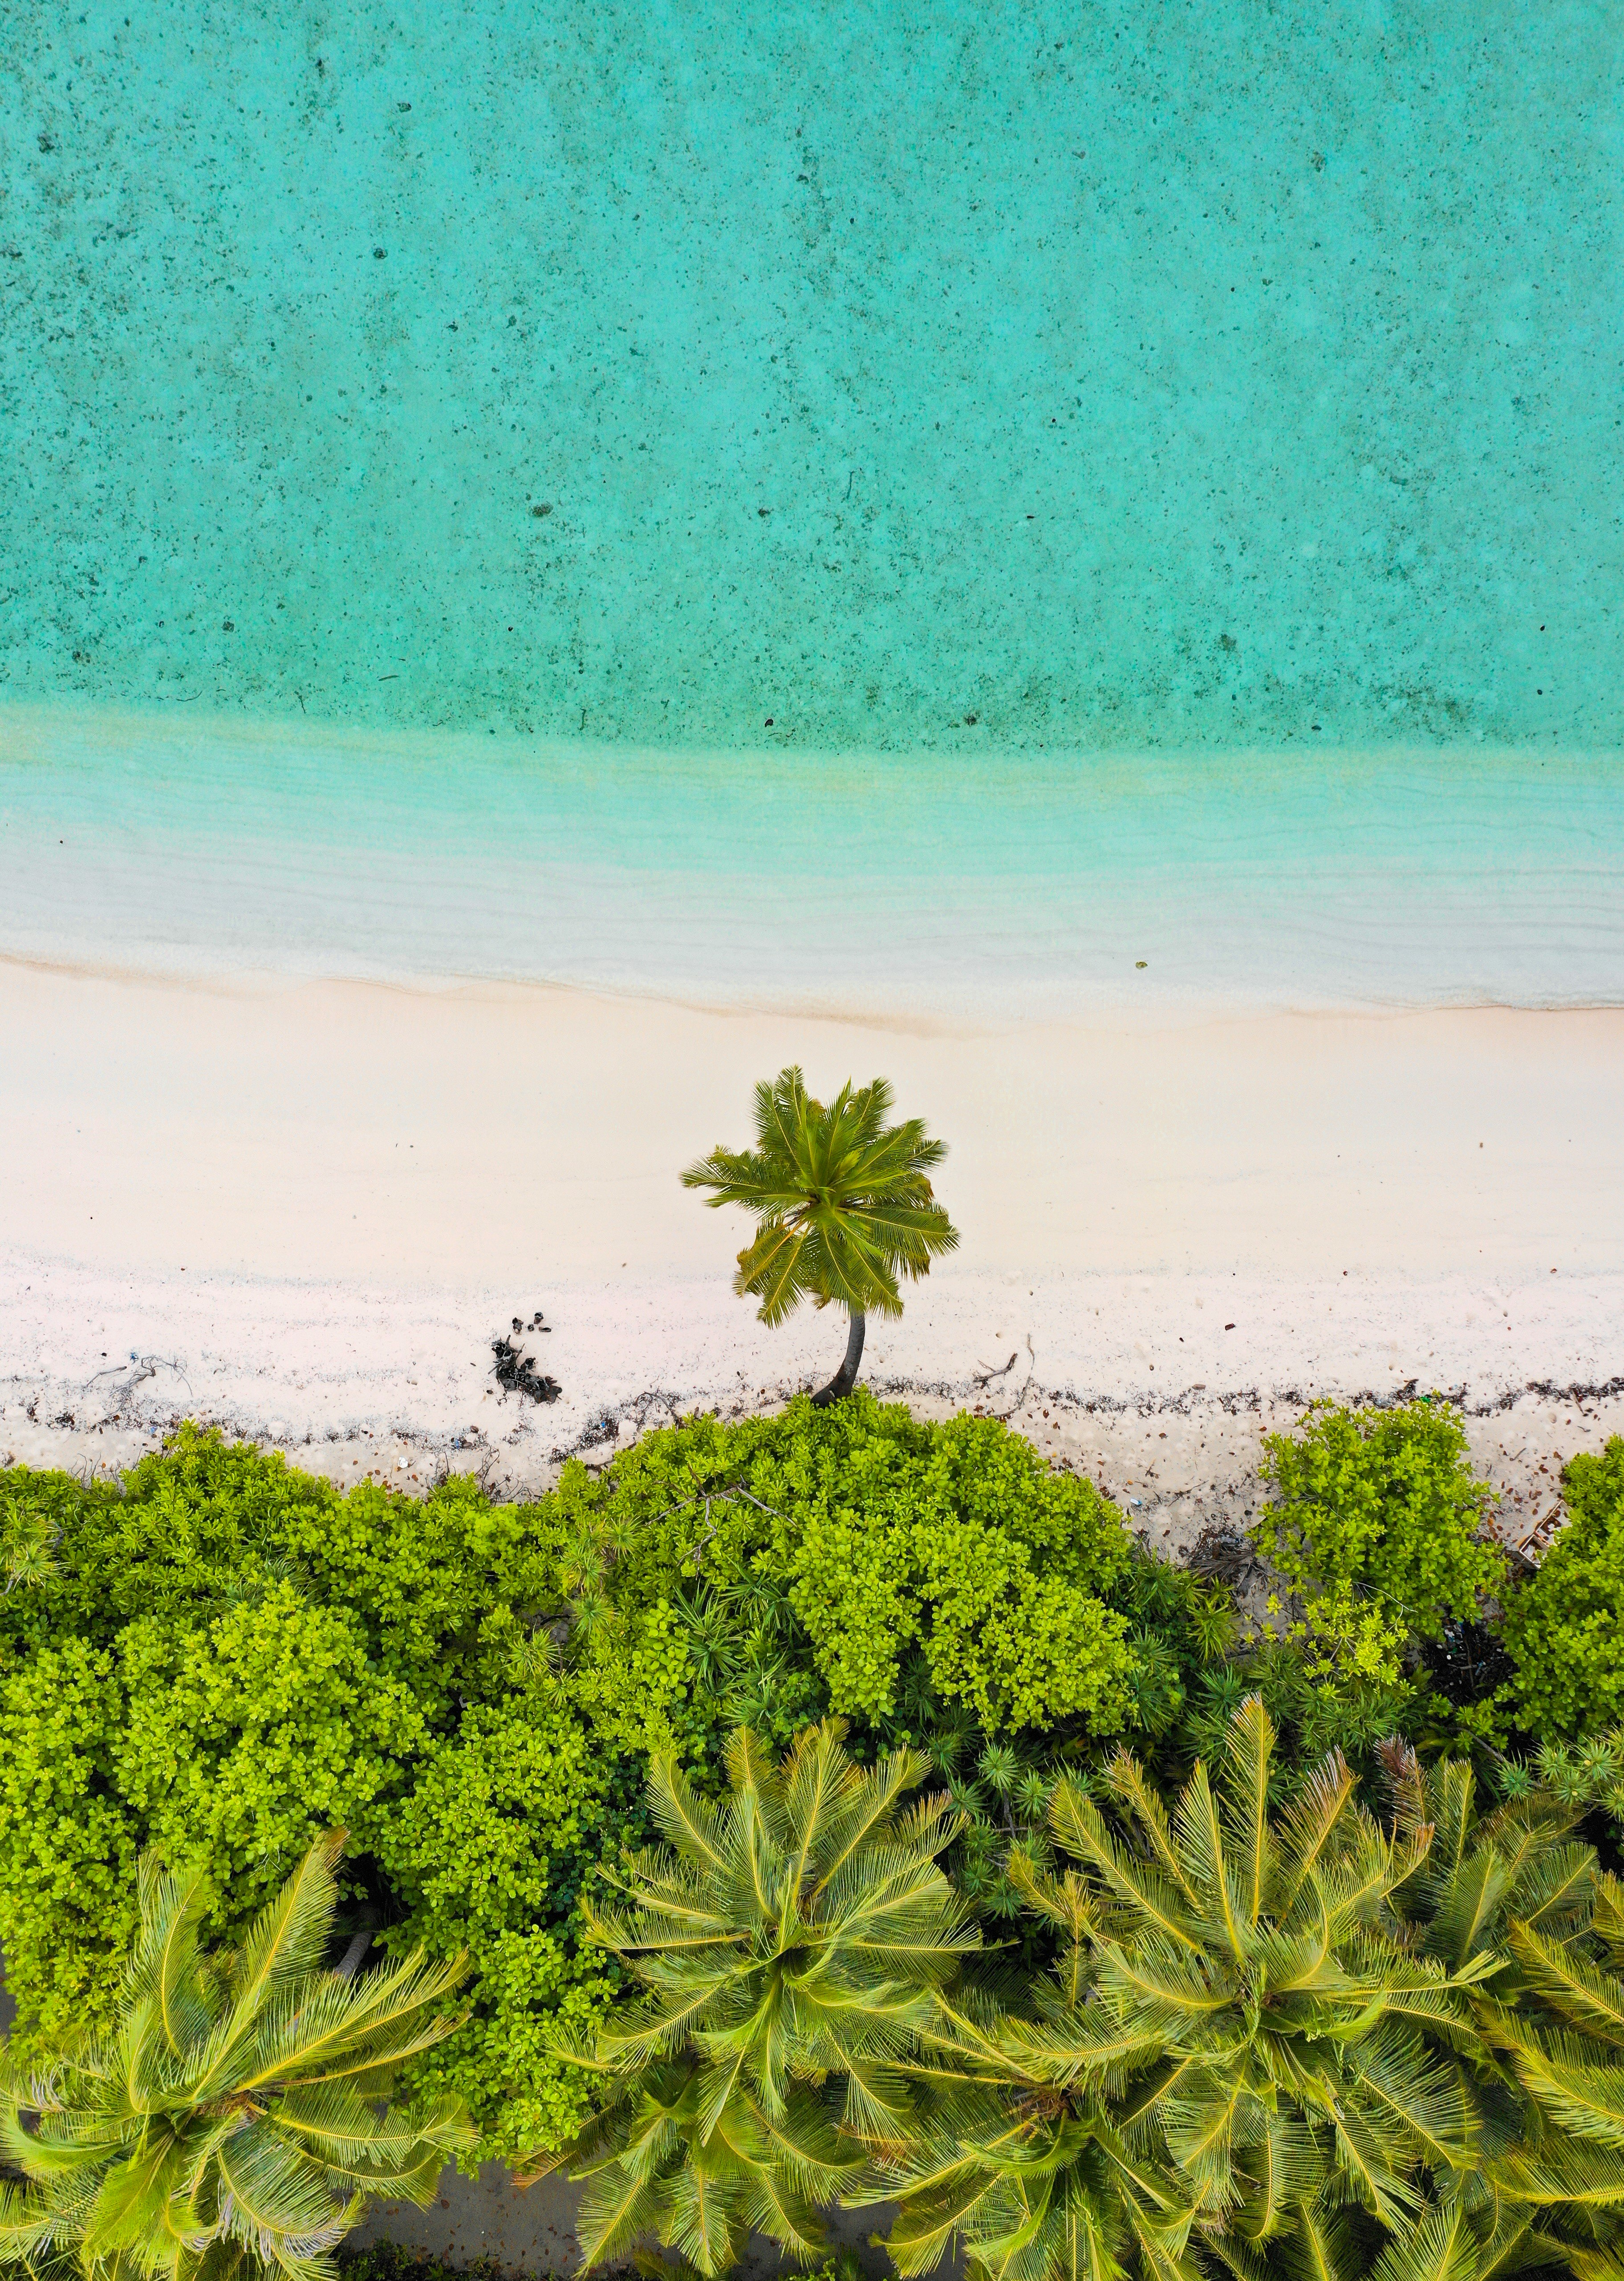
xmin=553 ymin=1708 xmax=1624 ymax=2281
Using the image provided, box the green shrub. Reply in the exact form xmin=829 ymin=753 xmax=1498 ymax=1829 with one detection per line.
xmin=536 ymin=1394 xmax=1146 ymax=1745
xmin=531 ymin=1393 xmax=1241 ymax=1921
xmin=374 ymin=1697 xmax=624 ymax=2161
xmin=0 ymin=1586 xmax=425 ymax=2046
xmin=114 ymin=1587 xmax=426 ymax=1887
xmin=1168 ymin=1633 xmax=1422 ymax=1782
xmin=757 ymin=1405 xmax=1137 ymax=1734
xmin=1254 ymin=1398 xmax=1503 ymax=1684
xmin=1502 ymin=1436 xmax=1624 ymax=1739
xmin=0 ymin=1637 xmax=139 ymax=2042
xmin=0 ymin=1427 xmax=623 ymax=2162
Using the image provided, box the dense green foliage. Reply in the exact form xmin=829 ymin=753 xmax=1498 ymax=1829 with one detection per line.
xmin=1255 ymin=1399 xmax=1504 ymax=1687
xmin=0 ymin=1834 xmax=471 ymax=2281
xmin=771 ymin=1413 xmax=1133 ymax=1731
xmin=528 ymin=1394 xmax=1254 ymax=1921
xmin=0 ymin=1400 xmax=1198 ymax=2168
xmin=0 ymin=1430 xmax=620 ymax=2161
xmin=1512 ymin=1725 xmax=1624 ymax=1848
xmin=369 ymin=1699 xmax=626 ymax=2162
xmin=3 ymin=1396 xmax=1623 ymax=2276
xmin=909 ymin=1704 xmax=1624 ymax=2281
xmin=1501 ymin=1437 xmax=1624 ymax=1739
xmin=671 ymin=1402 xmax=1136 ymax=1735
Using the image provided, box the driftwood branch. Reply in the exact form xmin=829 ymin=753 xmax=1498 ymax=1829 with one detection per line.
xmin=84 ymin=1354 xmax=193 ymax=1403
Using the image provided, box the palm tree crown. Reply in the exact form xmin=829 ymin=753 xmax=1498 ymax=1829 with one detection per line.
xmin=883 ymin=1700 xmax=1624 ymax=2281
xmin=0 ymin=1833 xmax=472 ymax=2281
xmin=682 ymin=1068 xmax=958 ymax=1401
xmin=530 ymin=1720 xmax=980 ymax=2277
xmin=1010 ymin=1698 xmax=1483 ymax=2256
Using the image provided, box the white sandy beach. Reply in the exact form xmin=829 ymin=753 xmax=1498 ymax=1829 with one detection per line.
xmin=3 ymin=956 xmax=1620 ymax=1542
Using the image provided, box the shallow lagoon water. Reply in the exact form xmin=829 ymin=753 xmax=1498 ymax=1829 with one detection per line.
xmin=3 ymin=2 xmax=1623 ymax=1002
xmin=4 ymin=705 xmax=1621 ymax=1017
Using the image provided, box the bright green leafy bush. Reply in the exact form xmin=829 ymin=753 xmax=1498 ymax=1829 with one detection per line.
xmin=535 ymin=1395 xmax=1151 ymax=1747
xmin=1255 ymin=1397 xmax=1503 ymax=1682
xmin=757 ymin=1406 xmax=1137 ymax=1733
xmin=374 ymin=1698 xmax=624 ymax=2161
xmin=0 ymin=1426 xmax=618 ymax=2161
xmin=1502 ymin=1435 xmax=1624 ymax=1739
xmin=0 ymin=1637 xmax=138 ymax=2040
xmin=114 ymin=1587 xmax=426 ymax=1890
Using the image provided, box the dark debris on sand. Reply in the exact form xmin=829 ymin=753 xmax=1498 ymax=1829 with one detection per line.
xmin=492 ymin=1311 xmax=560 ymax=1404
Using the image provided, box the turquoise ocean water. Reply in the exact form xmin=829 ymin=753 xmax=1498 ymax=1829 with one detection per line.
xmin=3 ymin=1 xmax=1622 ymax=1011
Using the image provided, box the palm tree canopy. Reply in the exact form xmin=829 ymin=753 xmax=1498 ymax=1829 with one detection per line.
xmin=1014 ymin=1710 xmax=1479 ymax=2247
xmin=0 ymin=1833 xmax=472 ymax=2281
xmin=878 ymin=1699 xmax=1590 ymax=2281
xmin=1378 ymin=1739 xmax=1624 ymax=2271
xmin=529 ymin=1720 xmax=981 ymax=2277
xmin=681 ymin=1068 xmax=958 ymax=1325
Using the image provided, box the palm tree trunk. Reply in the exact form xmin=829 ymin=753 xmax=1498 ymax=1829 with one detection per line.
xmin=335 ymin=1928 xmax=374 ymax=1979
xmin=812 ymin=1311 xmax=865 ymax=1405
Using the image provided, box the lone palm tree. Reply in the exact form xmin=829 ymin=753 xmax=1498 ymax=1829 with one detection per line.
xmin=682 ymin=1068 xmax=958 ymax=1404
xmin=0 ymin=1832 xmax=472 ymax=2281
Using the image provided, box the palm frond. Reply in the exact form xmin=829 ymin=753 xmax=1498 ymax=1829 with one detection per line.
xmin=1511 ymin=1846 xmax=1597 ymax=1940
xmin=1346 ymin=2030 xmax=1475 ymax=2171
xmin=1230 ymin=2113 xmax=1324 ymax=2243
xmin=227 ymin=1831 xmax=345 ymax=2029
xmin=127 ymin=1852 xmax=214 ymax=2062
xmin=1510 ymin=1921 xmax=1624 ymax=2046
xmin=733 ymin=1222 xmax=815 ymax=1327
xmin=646 ymin=1756 xmax=734 ymax=1876
xmin=1495 ymin=2140 xmax=1624 ymax=2211
xmin=1048 ymin=1782 xmax=1202 ymax=1954
xmin=1425 ymin=1848 xmax=1510 ymax=1972
xmin=1328 ymin=2097 xmax=1422 ymax=2229
xmin=1500 ymin=2028 xmax=1624 ymax=2147
xmin=0 ymin=1835 xmax=471 ymax=2281
xmin=666 ymin=2147 xmax=750 ymax=2277
xmin=1101 ymin=1756 xmax=1198 ymax=1910
xmin=1367 ymin=2201 xmax=1479 ymax=2281
xmin=1220 ymin=1696 xmax=1277 ymax=1932
xmin=1275 ymin=2200 xmax=1361 ymax=2281
xmin=1170 ymin=1764 xmax=1250 ymax=1965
